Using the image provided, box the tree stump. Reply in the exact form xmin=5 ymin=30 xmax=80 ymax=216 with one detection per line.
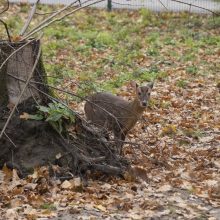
xmin=0 ymin=39 xmax=129 ymax=178
xmin=0 ymin=39 xmax=55 ymax=175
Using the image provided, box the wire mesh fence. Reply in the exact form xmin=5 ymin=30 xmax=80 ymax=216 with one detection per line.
xmin=9 ymin=0 xmax=220 ymax=13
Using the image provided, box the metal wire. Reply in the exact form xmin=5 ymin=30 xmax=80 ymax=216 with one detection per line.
xmin=9 ymin=0 xmax=220 ymax=14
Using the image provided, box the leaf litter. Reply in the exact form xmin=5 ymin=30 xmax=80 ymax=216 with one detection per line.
xmin=0 ymin=5 xmax=220 ymax=220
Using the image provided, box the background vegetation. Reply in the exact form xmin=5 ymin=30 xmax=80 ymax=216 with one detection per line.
xmin=0 ymin=5 xmax=220 ymax=219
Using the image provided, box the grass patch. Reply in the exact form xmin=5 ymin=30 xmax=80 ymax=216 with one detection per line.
xmin=186 ymin=65 xmax=198 ymax=75
xmin=176 ymin=79 xmax=188 ymax=88
xmin=40 ymin=203 xmax=56 ymax=211
xmin=1 ymin=6 xmax=219 ymax=97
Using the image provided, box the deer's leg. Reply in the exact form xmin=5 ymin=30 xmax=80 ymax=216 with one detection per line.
xmin=114 ymin=129 xmax=126 ymax=155
xmin=118 ymin=131 xmax=126 ymax=155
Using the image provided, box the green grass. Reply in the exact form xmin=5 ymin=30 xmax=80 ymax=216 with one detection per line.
xmin=1 ymin=6 xmax=219 ymax=99
xmin=40 ymin=203 xmax=56 ymax=210
xmin=176 ymin=79 xmax=188 ymax=88
xmin=186 ymin=65 xmax=198 ymax=75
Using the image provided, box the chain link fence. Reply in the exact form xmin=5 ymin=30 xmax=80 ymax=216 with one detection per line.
xmin=9 ymin=0 xmax=220 ymax=13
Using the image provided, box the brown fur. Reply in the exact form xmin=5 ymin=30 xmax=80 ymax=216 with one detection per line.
xmin=84 ymin=82 xmax=153 ymax=152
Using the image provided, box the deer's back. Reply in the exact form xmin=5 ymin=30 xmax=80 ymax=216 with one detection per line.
xmin=85 ymin=92 xmax=137 ymax=132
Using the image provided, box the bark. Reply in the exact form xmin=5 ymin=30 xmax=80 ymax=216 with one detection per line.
xmin=0 ymin=39 xmax=48 ymax=110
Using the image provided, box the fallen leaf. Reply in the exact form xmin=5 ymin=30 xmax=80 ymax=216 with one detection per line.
xmin=61 ymin=180 xmax=73 ymax=189
xmin=95 ymin=204 xmax=107 ymax=212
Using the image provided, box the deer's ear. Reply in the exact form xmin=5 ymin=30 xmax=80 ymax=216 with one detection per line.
xmin=130 ymin=81 xmax=139 ymax=89
xmin=148 ymin=82 xmax=154 ymax=89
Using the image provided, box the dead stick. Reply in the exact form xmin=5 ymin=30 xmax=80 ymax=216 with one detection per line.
xmin=6 ymin=74 xmax=128 ymax=140
xmin=23 ymin=0 xmax=105 ymax=40
xmin=0 ymin=44 xmax=42 ymax=139
xmin=8 ymin=79 xmax=117 ymax=156
xmin=170 ymin=0 xmax=220 ymax=15
xmin=23 ymin=0 xmax=79 ymax=39
xmin=0 ymin=19 xmax=11 ymax=42
xmin=0 ymin=0 xmax=9 ymax=15
xmin=4 ymin=132 xmax=17 ymax=149
xmin=158 ymin=0 xmax=168 ymax=11
xmin=20 ymin=0 xmax=40 ymax=36
xmin=0 ymin=0 xmax=10 ymax=41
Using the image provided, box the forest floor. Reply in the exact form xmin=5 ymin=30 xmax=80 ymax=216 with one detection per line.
xmin=0 ymin=4 xmax=220 ymax=219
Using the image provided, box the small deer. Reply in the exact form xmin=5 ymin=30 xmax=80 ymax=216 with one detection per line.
xmin=84 ymin=81 xmax=153 ymax=153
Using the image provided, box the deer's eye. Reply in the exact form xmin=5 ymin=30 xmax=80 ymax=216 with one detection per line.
xmin=138 ymin=92 xmax=141 ymax=96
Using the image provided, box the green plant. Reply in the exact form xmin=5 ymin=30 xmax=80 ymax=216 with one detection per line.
xmin=182 ymin=52 xmax=196 ymax=62
xmin=140 ymin=8 xmax=153 ymax=26
xmin=207 ymin=16 xmax=220 ymax=29
xmin=161 ymin=100 xmax=172 ymax=109
xmin=146 ymin=47 xmax=159 ymax=56
xmin=186 ymin=65 xmax=198 ymax=75
xmin=164 ymin=37 xmax=176 ymax=45
xmin=76 ymin=80 xmax=98 ymax=99
xmin=133 ymin=68 xmax=164 ymax=82
xmin=183 ymin=128 xmax=203 ymax=139
xmin=40 ymin=203 xmax=56 ymax=210
xmin=145 ymin=32 xmax=160 ymax=44
xmin=96 ymin=32 xmax=115 ymax=47
xmin=30 ymin=101 xmax=75 ymax=134
xmin=176 ymin=79 xmax=188 ymax=88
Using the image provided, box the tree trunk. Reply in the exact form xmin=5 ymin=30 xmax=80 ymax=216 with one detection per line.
xmin=0 ymin=39 xmax=55 ymax=175
xmin=0 ymin=39 xmax=49 ymax=110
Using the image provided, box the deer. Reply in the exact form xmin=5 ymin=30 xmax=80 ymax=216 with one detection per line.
xmin=84 ymin=81 xmax=154 ymax=154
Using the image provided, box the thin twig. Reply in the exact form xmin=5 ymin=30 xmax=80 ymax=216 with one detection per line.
xmin=35 ymin=11 xmax=60 ymax=16
xmin=6 ymin=74 xmax=118 ymax=158
xmin=35 ymin=0 xmax=80 ymax=15
xmin=7 ymin=74 xmax=114 ymax=124
xmin=158 ymin=0 xmax=168 ymax=11
xmin=111 ymin=1 xmax=145 ymax=7
xmin=112 ymin=0 xmax=219 ymax=15
xmin=170 ymin=0 xmax=220 ymax=16
xmin=0 ymin=0 xmax=11 ymax=41
xmin=0 ymin=43 xmax=42 ymax=139
xmin=23 ymin=0 xmax=79 ymax=39
xmin=4 ymin=132 xmax=17 ymax=149
xmin=20 ymin=0 xmax=40 ymax=36
xmin=0 ymin=19 xmax=11 ymax=42
xmin=22 ymin=0 xmax=105 ymax=40
xmin=7 ymin=73 xmax=125 ymax=144
xmin=29 ymin=83 xmax=82 ymax=119
xmin=0 ymin=0 xmax=9 ymax=15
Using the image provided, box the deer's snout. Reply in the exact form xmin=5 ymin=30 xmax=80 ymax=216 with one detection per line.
xmin=142 ymin=101 xmax=147 ymax=107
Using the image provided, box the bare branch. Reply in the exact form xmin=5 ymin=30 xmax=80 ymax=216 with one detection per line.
xmin=0 ymin=0 xmax=11 ymax=41
xmin=158 ymin=0 xmax=168 ymax=11
xmin=170 ymin=0 xmax=220 ymax=16
xmin=35 ymin=9 xmax=71 ymax=16
xmin=4 ymin=132 xmax=17 ymax=149
xmin=0 ymin=0 xmax=9 ymax=15
xmin=23 ymin=0 xmax=80 ymax=39
xmin=20 ymin=0 xmax=40 ymax=36
xmin=22 ymin=0 xmax=105 ymax=40
xmin=6 ymin=73 xmax=125 ymax=138
xmin=0 ymin=19 xmax=11 ymax=42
